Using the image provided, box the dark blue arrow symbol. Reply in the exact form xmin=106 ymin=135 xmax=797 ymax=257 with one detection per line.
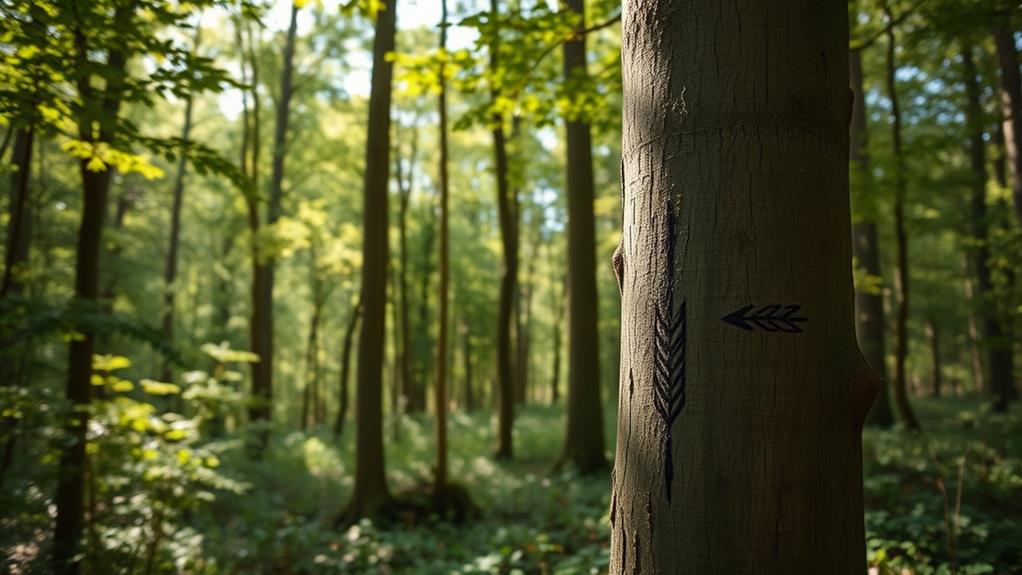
xmin=722 ymin=304 xmax=807 ymax=333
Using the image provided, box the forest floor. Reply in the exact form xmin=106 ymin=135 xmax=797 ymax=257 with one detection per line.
xmin=3 ymin=398 xmax=1021 ymax=574
xmin=196 ymin=398 xmax=1021 ymax=575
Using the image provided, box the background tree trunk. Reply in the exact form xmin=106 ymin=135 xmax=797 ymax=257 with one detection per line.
xmin=1 ymin=128 xmax=33 ymax=298
xmin=490 ymin=0 xmax=516 ymax=460
xmin=611 ymin=1 xmax=875 ymax=571
xmin=882 ymin=5 xmax=920 ymax=430
xmin=334 ymin=299 xmax=361 ymax=439
xmin=993 ymin=26 xmax=1022 ymax=227
xmin=926 ymin=317 xmax=941 ymax=398
xmin=559 ymin=0 xmax=606 ymax=473
xmin=343 ymin=0 xmax=398 ymax=522
xmin=433 ymin=0 xmax=451 ymax=503
xmin=963 ymin=46 xmax=1017 ymax=411
xmin=850 ymin=49 xmax=894 ymax=427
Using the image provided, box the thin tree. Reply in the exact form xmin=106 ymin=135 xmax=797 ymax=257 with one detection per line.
xmin=962 ymin=45 xmax=1017 ymax=411
xmin=558 ymin=0 xmax=606 ymax=473
xmin=1 ymin=128 xmax=33 ymax=298
xmin=489 ymin=0 xmax=516 ymax=459
xmin=160 ymin=26 xmax=201 ymax=383
xmin=993 ymin=23 xmax=1022 ymax=226
xmin=341 ymin=0 xmax=399 ymax=523
xmin=882 ymin=2 xmax=920 ymax=430
xmin=849 ymin=46 xmax=895 ymax=427
xmin=333 ymin=298 xmax=362 ymax=439
xmin=610 ymin=1 xmax=876 ymax=571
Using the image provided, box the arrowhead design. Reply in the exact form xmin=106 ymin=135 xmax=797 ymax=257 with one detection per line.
xmin=722 ymin=304 xmax=807 ymax=333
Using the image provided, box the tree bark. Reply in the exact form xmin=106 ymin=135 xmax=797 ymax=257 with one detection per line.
xmin=334 ymin=299 xmax=362 ymax=439
xmin=54 ymin=13 xmax=130 ymax=571
xmin=343 ymin=0 xmax=398 ymax=522
xmin=559 ymin=0 xmax=606 ymax=473
xmin=963 ymin=46 xmax=1017 ymax=411
xmin=490 ymin=0 xmax=516 ymax=460
xmin=850 ymin=49 xmax=894 ymax=428
xmin=395 ymin=130 xmax=416 ymax=412
xmin=993 ymin=26 xmax=1022 ymax=227
xmin=1 ymin=127 xmax=33 ymax=298
xmin=434 ymin=0 xmax=451 ymax=502
xmin=611 ymin=2 xmax=875 ymax=572
xmin=882 ymin=5 xmax=920 ymax=430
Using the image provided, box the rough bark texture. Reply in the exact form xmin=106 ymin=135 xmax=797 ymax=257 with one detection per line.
xmin=560 ymin=0 xmax=606 ymax=473
xmin=344 ymin=0 xmax=398 ymax=522
xmin=882 ymin=8 xmax=920 ymax=430
xmin=850 ymin=50 xmax=894 ymax=428
xmin=490 ymin=0 xmax=515 ymax=460
xmin=611 ymin=2 xmax=875 ymax=572
xmin=993 ymin=26 xmax=1022 ymax=228
xmin=963 ymin=47 xmax=1017 ymax=411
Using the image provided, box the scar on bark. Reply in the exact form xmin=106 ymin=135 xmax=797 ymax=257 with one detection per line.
xmin=851 ymin=352 xmax=883 ymax=428
xmin=613 ymin=240 xmax=625 ymax=295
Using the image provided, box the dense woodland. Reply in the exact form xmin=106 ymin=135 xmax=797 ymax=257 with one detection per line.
xmin=1 ymin=0 xmax=1021 ymax=573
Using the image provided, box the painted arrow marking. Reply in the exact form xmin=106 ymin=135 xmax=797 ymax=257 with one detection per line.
xmin=722 ymin=304 xmax=807 ymax=333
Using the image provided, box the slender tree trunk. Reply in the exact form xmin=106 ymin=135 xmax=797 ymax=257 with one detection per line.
xmin=54 ymin=18 xmax=129 ymax=572
xmin=334 ymin=299 xmax=362 ymax=439
xmin=461 ymin=318 xmax=474 ymax=411
xmin=559 ymin=0 xmax=606 ymax=473
xmin=160 ymin=63 xmax=197 ymax=383
xmin=882 ymin=5 xmax=920 ymax=430
xmin=993 ymin=26 xmax=1022 ymax=227
xmin=926 ymin=317 xmax=941 ymax=398
xmin=433 ymin=0 xmax=451 ymax=503
xmin=395 ymin=133 xmax=415 ymax=412
xmin=414 ymin=200 xmax=434 ymax=413
xmin=850 ymin=49 xmax=895 ymax=427
xmin=550 ymin=269 xmax=565 ymax=404
xmin=301 ymin=286 xmax=323 ymax=430
xmin=2 ymin=127 xmax=33 ymax=298
xmin=963 ymin=272 xmax=986 ymax=393
xmin=342 ymin=0 xmax=398 ymax=523
xmin=611 ymin=2 xmax=875 ymax=571
xmin=490 ymin=0 xmax=516 ymax=460
xmin=963 ymin=46 xmax=1017 ymax=411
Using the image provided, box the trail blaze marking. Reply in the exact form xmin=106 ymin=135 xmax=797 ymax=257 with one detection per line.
xmin=721 ymin=304 xmax=807 ymax=333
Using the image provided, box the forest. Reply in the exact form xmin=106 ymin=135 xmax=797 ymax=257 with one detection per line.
xmin=1 ymin=0 xmax=1021 ymax=573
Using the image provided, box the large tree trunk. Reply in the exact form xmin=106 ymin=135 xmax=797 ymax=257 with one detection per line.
xmin=342 ymin=0 xmax=398 ymax=523
xmin=559 ymin=0 xmax=606 ymax=473
xmin=333 ymin=299 xmax=362 ymax=439
xmin=882 ymin=6 xmax=920 ymax=430
xmin=993 ymin=26 xmax=1022 ymax=227
xmin=490 ymin=0 xmax=516 ymax=460
xmin=160 ymin=70 xmax=196 ymax=383
xmin=1 ymin=127 xmax=33 ymax=298
xmin=610 ymin=2 xmax=875 ymax=572
xmin=54 ymin=19 xmax=130 ymax=571
xmin=963 ymin=46 xmax=1018 ymax=411
xmin=850 ymin=49 xmax=895 ymax=427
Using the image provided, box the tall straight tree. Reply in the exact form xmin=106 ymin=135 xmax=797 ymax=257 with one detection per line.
xmin=343 ymin=0 xmax=398 ymax=523
xmin=160 ymin=28 xmax=200 ymax=383
xmin=1 ymin=128 xmax=33 ymax=298
xmin=433 ymin=0 xmax=451 ymax=507
xmin=882 ymin=3 xmax=920 ymax=430
xmin=962 ymin=46 xmax=1017 ymax=411
xmin=993 ymin=24 xmax=1022 ymax=227
xmin=489 ymin=0 xmax=516 ymax=459
xmin=610 ymin=1 xmax=876 ymax=571
xmin=849 ymin=47 xmax=894 ymax=427
xmin=559 ymin=0 xmax=606 ymax=473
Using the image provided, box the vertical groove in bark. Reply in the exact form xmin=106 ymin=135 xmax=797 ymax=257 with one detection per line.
xmin=612 ymin=2 xmax=872 ymax=571
xmin=344 ymin=0 xmax=398 ymax=522
xmin=560 ymin=0 xmax=606 ymax=473
xmin=993 ymin=26 xmax=1022 ymax=227
xmin=882 ymin=5 xmax=920 ymax=430
xmin=962 ymin=46 xmax=1017 ymax=411
xmin=850 ymin=49 xmax=894 ymax=427
xmin=490 ymin=0 xmax=516 ymax=460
